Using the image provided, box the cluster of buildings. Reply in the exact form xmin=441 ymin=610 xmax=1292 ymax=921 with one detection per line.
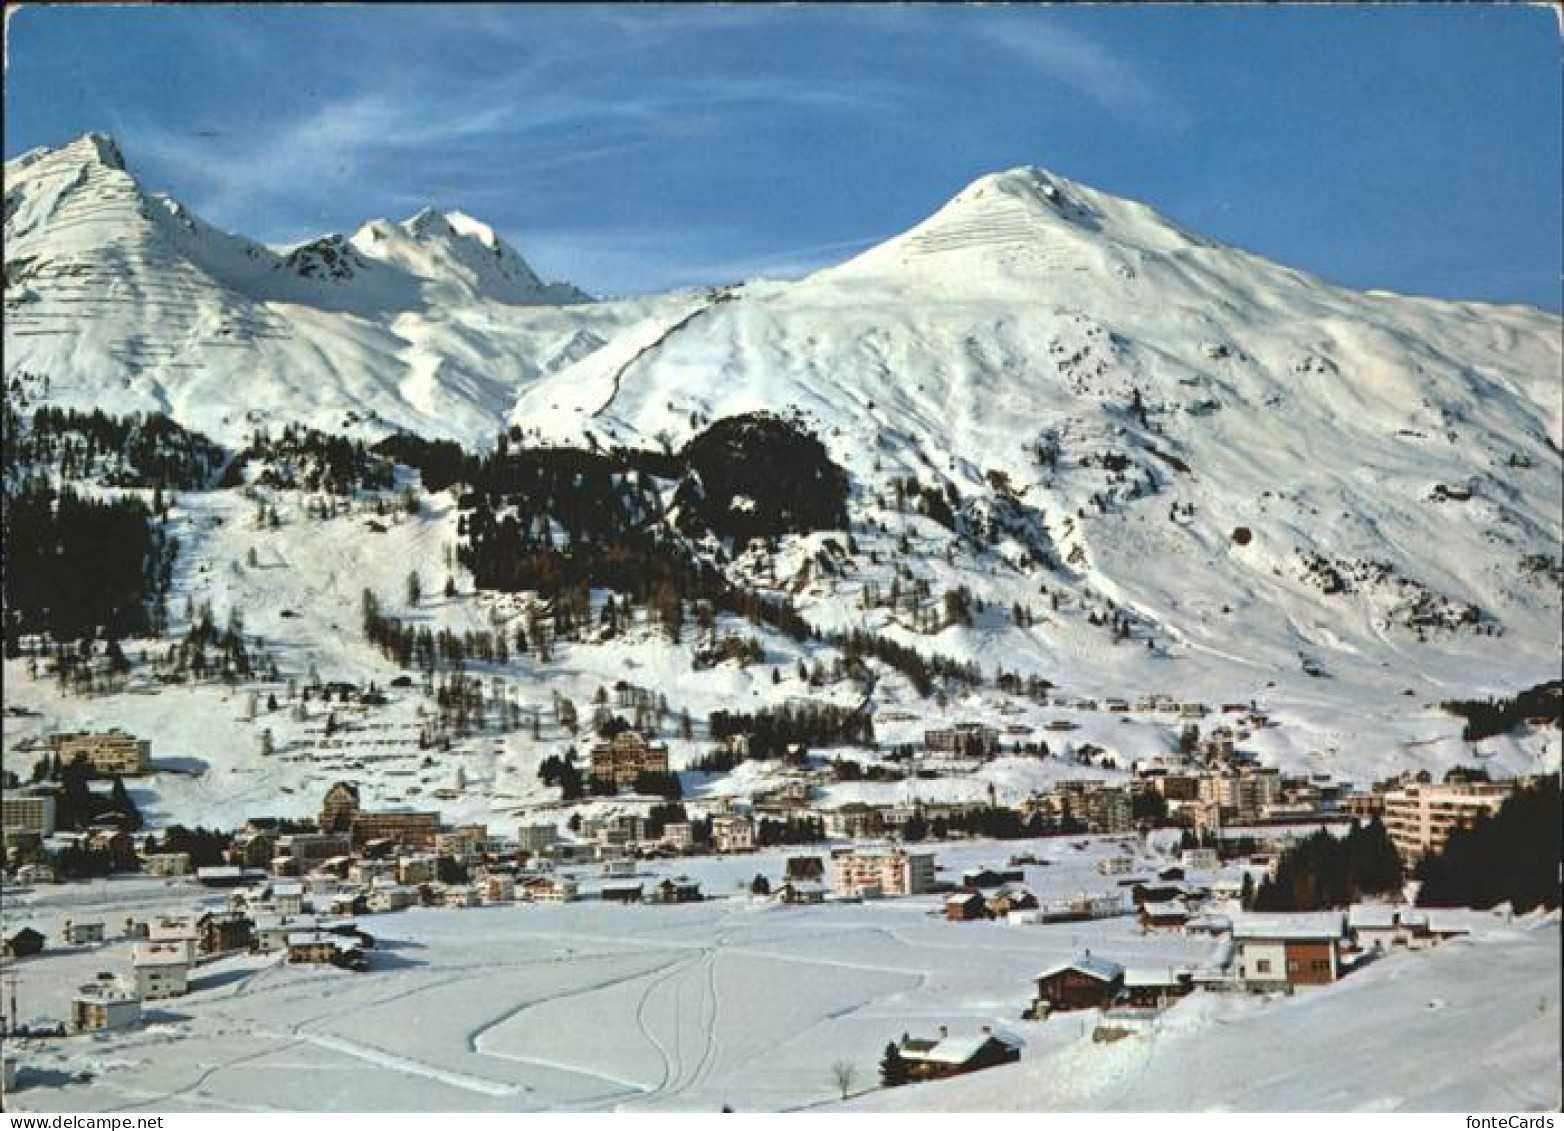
xmin=3 ymin=730 xmax=156 ymax=855
xmin=1027 ymin=901 xmax=1470 ymax=1030
xmin=20 ymin=902 xmax=378 ymax=1037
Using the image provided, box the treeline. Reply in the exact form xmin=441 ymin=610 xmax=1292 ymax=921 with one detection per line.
xmin=156 ymin=603 xmax=256 ymax=683
xmin=144 ymin=826 xmax=233 ymax=869
xmin=1251 ymin=820 xmax=1404 ymax=912
xmin=837 ymin=629 xmax=981 ymax=697
xmin=1441 ymin=681 xmax=1562 ymax=741
xmin=709 ymin=703 xmax=875 ymax=758
xmin=457 ymin=452 xmax=666 ymax=557
xmin=3 ymin=480 xmax=174 ymax=645
xmin=2 ymin=403 xmax=227 ymax=490
xmin=460 ymin=529 xmax=978 ymax=698
xmin=363 ymin=601 xmax=516 ymax=671
xmin=755 ymin=814 xmax=827 ymax=846
xmin=385 ymin=418 xmax=974 ymax=701
xmin=538 ymin=752 xmax=586 ymax=800
xmin=885 ymin=475 xmax=959 ymax=529
xmin=1415 ymin=776 xmax=1560 ymax=913
xmin=903 ymin=806 xmax=1055 ymax=841
xmin=224 ymin=423 xmax=395 ymax=495
xmin=373 ymin=433 xmax=476 ymax=493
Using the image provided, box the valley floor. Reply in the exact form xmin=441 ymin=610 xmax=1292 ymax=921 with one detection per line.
xmin=2 ymin=840 xmax=1557 ymax=1113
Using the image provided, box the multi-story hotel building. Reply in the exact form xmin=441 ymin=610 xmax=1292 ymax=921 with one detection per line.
xmin=830 ymin=847 xmax=935 ymax=897
xmin=53 ymin=730 xmax=151 ymax=775
xmin=1381 ymin=780 xmax=1511 ymax=860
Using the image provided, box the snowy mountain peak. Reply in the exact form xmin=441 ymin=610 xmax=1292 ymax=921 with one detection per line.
xmin=281 ymin=232 xmax=372 ymax=282
xmin=397 ymin=206 xmax=522 ymax=260
xmin=945 ymin=165 xmax=1205 ymax=250
xmin=350 ymin=205 xmax=587 ymax=306
xmin=4 ymin=133 xmax=604 ymax=446
xmin=819 ymin=163 xmax=1207 ymax=289
xmin=401 ymin=205 xmax=458 ymax=239
xmin=7 ymin=131 xmax=128 ymax=177
xmin=78 ymin=131 xmax=128 ymax=172
xmin=951 ymin=166 xmax=1084 ymax=214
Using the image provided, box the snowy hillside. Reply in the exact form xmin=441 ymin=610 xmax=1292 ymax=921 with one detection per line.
xmin=510 ymin=164 xmax=1564 ymax=751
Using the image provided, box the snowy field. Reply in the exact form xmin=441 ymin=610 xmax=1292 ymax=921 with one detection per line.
xmin=2 ymin=839 xmax=1557 ymax=1113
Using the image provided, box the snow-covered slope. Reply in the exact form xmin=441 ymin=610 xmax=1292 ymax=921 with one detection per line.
xmin=4 ymin=133 xmax=665 ymax=443
xmin=5 ymin=137 xmax=1561 ymax=787
xmin=511 ymin=164 xmax=1563 ymax=731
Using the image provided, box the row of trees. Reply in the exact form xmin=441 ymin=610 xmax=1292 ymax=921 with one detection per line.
xmin=1250 ymin=820 xmax=1404 ymax=912
xmin=708 ymin=703 xmax=875 ymax=759
xmin=1440 ymin=681 xmax=1561 ymax=741
xmin=363 ymin=593 xmax=518 ymax=671
xmin=905 ymin=806 xmax=1058 ymax=842
xmin=3 ymin=403 xmax=227 ymax=490
xmin=226 ymin=423 xmax=395 ymax=495
xmin=538 ymin=752 xmax=586 ymax=800
xmin=45 ymin=759 xmax=145 ymax=832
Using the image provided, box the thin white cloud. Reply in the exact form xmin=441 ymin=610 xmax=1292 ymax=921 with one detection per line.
xmin=967 ymin=19 xmax=1190 ymax=131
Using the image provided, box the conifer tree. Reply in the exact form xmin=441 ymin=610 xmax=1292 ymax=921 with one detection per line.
xmin=879 ymin=1043 xmax=909 ymax=1087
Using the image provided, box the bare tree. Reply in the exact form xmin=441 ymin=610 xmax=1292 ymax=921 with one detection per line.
xmin=829 ymin=1061 xmax=857 ymax=1101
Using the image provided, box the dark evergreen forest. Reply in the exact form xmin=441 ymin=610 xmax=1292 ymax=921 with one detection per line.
xmin=1415 ymin=776 xmax=1561 ymax=913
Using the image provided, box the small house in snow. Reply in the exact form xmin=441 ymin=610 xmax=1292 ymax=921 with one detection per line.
xmin=600 ymin=882 xmax=643 ymax=904
xmin=523 ymin=876 xmax=577 ymax=903
xmin=441 ymin=884 xmax=479 ymax=909
xmin=131 ymin=943 xmax=190 ymax=1000
xmin=479 ymin=874 xmax=516 ymax=904
xmin=776 ymin=880 xmax=826 ymax=905
xmin=1122 ymin=967 xmax=1195 ymax=1009
xmin=72 ymin=976 xmax=141 ymax=1032
xmin=63 ymin=921 xmax=106 ymax=946
xmin=286 ymin=931 xmax=367 ymax=971
xmin=895 ymin=1026 xmax=1022 ymax=1080
xmin=1032 ymin=955 xmax=1125 ymax=1015
xmin=1138 ymin=901 xmax=1191 ymax=932
xmin=986 ymin=885 xmax=1039 ymax=918
xmin=1231 ymin=914 xmax=1346 ymax=989
xmin=946 ymin=892 xmax=988 ymax=922
xmin=655 ymin=877 xmax=702 ymax=904
xmin=2 ymin=927 xmax=44 ymax=958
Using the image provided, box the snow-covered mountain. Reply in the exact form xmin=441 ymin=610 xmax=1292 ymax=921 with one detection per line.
xmin=5 ymin=134 xmax=1561 ymax=781
xmin=509 ymin=164 xmax=1562 ymax=717
xmin=4 ymin=133 xmax=662 ymax=442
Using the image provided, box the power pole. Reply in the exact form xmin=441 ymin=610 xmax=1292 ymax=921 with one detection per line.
xmin=1 ymin=972 xmax=19 ymax=1035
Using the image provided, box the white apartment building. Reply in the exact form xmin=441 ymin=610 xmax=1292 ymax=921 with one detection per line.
xmin=712 ymin=815 xmax=755 ymax=854
xmin=131 ymin=943 xmax=191 ymax=1000
xmin=1381 ymin=780 xmax=1511 ymax=860
xmin=830 ymin=847 xmax=935 ymax=897
xmin=72 ymin=977 xmax=142 ymax=1032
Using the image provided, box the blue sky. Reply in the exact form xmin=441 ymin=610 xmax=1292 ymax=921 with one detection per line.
xmin=5 ymin=5 xmax=1560 ymax=307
